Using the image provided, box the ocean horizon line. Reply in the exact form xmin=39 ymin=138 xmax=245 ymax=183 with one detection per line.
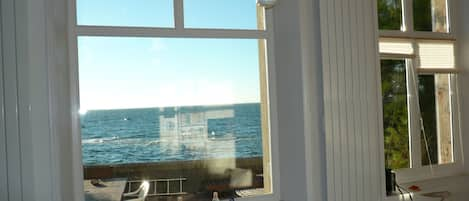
xmin=81 ymin=102 xmax=262 ymax=112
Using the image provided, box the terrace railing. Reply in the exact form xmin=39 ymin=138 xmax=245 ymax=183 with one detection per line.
xmin=126 ymin=178 xmax=188 ymax=196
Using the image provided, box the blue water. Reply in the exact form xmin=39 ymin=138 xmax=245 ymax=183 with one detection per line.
xmin=80 ymin=103 xmax=264 ymax=165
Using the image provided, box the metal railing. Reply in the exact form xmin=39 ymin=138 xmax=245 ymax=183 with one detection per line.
xmin=126 ymin=178 xmax=188 ymax=196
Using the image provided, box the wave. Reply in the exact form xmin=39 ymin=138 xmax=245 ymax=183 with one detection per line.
xmin=82 ymin=137 xmax=166 ymax=146
xmin=82 ymin=136 xmax=119 ymax=144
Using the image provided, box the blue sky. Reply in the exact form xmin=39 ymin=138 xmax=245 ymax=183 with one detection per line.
xmin=76 ymin=0 xmax=263 ymax=110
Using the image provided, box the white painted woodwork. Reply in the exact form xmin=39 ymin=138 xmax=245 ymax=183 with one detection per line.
xmin=319 ymin=0 xmax=384 ymax=201
xmin=0 ymin=2 xmax=8 ymax=199
xmin=1 ymin=0 xmax=24 ymax=200
xmin=455 ymin=0 xmax=469 ymax=175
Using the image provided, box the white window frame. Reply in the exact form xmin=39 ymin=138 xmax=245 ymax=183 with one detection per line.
xmin=66 ymin=1 xmax=281 ymax=201
xmin=379 ymin=0 xmax=464 ymax=184
xmin=380 ymin=0 xmax=455 ymax=40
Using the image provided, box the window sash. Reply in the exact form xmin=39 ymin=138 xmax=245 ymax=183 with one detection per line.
xmin=380 ymin=58 xmax=463 ymax=183
xmin=393 ymin=73 xmax=463 ymax=183
xmin=378 ymin=0 xmax=463 ymax=187
xmin=379 ymin=0 xmax=453 ymax=34
xmin=74 ymin=0 xmax=271 ymax=36
xmin=68 ymin=0 xmax=279 ymax=201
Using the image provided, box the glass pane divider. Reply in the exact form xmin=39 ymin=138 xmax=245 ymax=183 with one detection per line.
xmin=75 ymin=25 xmax=269 ymax=39
xmin=406 ymin=59 xmax=423 ymax=169
xmin=379 ymin=30 xmax=455 ymax=40
xmin=450 ymin=74 xmax=463 ymax=164
xmin=403 ymin=0 xmax=414 ymax=32
xmin=174 ymin=0 xmax=184 ymax=30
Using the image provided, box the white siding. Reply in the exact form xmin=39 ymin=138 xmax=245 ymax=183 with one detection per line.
xmin=319 ymin=0 xmax=384 ymax=200
xmin=2 ymin=0 xmax=24 ymax=200
xmin=455 ymin=0 xmax=469 ymax=175
xmin=0 ymin=0 xmax=60 ymax=200
xmin=0 ymin=5 xmax=8 ymax=199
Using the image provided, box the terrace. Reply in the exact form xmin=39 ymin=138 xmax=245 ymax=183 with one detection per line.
xmin=83 ymin=157 xmax=265 ymax=201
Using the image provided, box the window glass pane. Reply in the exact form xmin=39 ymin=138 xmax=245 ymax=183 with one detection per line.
xmin=378 ymin=0 xmax=403 ymax=30
xmin=381 ymin=60 xmax=410 ymax=170
xmin=414 ymin=0 xmax=448 ymax=32
xmin=78 ymin=37 xmax=271 ymax=200
xmin=418 ymin=74 xmax=453 ymax=166
xmin=184 ymin=0 xmax=263 ymax=30
xmin=77 ymin=0 xmax=174 ymax=27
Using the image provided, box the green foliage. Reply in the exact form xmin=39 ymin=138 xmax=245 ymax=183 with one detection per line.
xmin=379 ymin=0 xmax=442 ymax=169
xmin=413 ymin=0 xmax=433 ymax=31
xmin=378 ymin=0 xmax=402 ymax=30
xmin=418 ymin=75 xmax=439 ymax=165
xmin=378 ymin=0 xmax=435 ymax=31
xmin=381 ymin=60 xmax=410 ymax=169
xmin=381 ymin=61 xmax=440 ymax=170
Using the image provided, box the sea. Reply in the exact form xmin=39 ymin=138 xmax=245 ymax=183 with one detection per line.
xmin=80 ymin=103 xmax=264 ymax=165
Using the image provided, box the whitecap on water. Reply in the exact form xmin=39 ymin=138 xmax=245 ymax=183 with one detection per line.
xmin=82 ymin=136 xmax=119 ymax=144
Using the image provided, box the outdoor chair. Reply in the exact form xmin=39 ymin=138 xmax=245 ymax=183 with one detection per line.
xmin=123 ymin=181 xmax=150 ymax=201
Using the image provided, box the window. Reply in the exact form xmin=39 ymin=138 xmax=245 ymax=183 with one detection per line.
xmin=381 ymin=59 xmax=410 ymax=170
xmin=183 ymin=0 xmax=262 ymax=30
xmin=381 ymin=59 xmax=456 ymax=170
xmin=77 ymin=0 xmax=175 ymax=27
xmin=70 ymin=1 xmax=276 ymax=200
xmin=418 ymin=74 xmax=453 ymax=165
xmin=413 ymin=0 xmax=448 ymax=32
xmin=378 ymin=0 xmax=403 ymax=30
xmin=378 ymin=0 xmax=450 ymax=33
xmin=378 ymin=0 xmax=461 ymax=184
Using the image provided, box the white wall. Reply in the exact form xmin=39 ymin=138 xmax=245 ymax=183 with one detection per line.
xmin=1 ymin=0 xmax=26 ymax=200
xmin=319 ymin=0 xmax=384 ymax=201
xmin=454 ymin=0 xmax=469 ymax=174
xmin=273 ymin=0 xmax=327 ymax=200
xmin=0 ymin=7 xmax=8 ymax=199
xmin=0 ymin=0 xmax=61 ymax=200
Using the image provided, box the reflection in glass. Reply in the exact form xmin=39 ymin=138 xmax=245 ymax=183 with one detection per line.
xmin=184 ymin=0 xmax=263 ymax=30
xmin=378 ymin=0 xmax=403 ymax=30
xmin=78 ymin=37 xmax=270 ymax=200
xmin=414 ymin=0 xmax=448 ymax=32
xmin=76 ymin=0 xmax=174 ymax=27
xmin=381 ymin=60 xmax=410 ymax=170
xmin=418 ymin=74 xmax=453 ymax=166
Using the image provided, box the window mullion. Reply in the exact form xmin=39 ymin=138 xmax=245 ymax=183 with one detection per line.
xmin=407 ymin=59 xmax=422 ymax=168
xmin=445 ymin=0 xmax=452 ymax=33
xmin=75 ymin=26 xmax=268 ymax=39
xmin=403 ymin=0 xmax=414 ymax=32
xmin=449 ymin=75 xmax=459 ymax=163
xmin=174 ymin=0 xmax=184 ymax=30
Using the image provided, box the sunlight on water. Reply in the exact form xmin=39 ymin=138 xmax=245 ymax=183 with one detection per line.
xmin=80 ymin=103 xmax=263 ymax=165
